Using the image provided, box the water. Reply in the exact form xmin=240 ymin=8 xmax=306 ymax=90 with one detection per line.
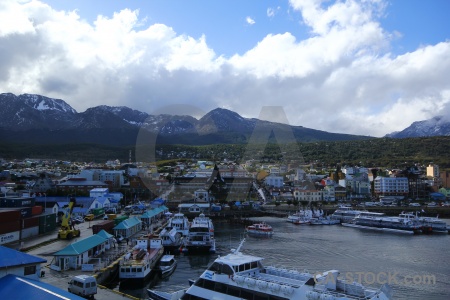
xmin=117 ymin=216 xmax=450 ymax=300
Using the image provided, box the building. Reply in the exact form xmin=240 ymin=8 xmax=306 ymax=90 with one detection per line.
xmin=0 ymin=246 xmax=46 ymax=280
xmin=113 ymin=216 xmax=142 ymax=239
xmin=293 ymin=189 xmax=323 ymax=202
xmin=426 ymin=164 xmax=440 ymax=178
xmin=51 ymin=234 xmax=109 ymax=271
xmin=374 ymin=176 xmax=409 ymax=197
xmin=56 ymin=178 xmax=108 ymax=194
xmin=264 ymin=173 xmax=284 ymax=188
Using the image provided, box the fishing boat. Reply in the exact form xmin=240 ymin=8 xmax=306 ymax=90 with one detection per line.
xmin=245 ymin=221 xmax=274 ymax=236
xmin=147 ymin=239 xmax=393 ymax=300
xmin=182 ymin=213 xmax=215 ymax=254
xmin=158 ymin=254 xmax=177 ymax=278
xmin=119 ymin=234 xmax=164 ymax=285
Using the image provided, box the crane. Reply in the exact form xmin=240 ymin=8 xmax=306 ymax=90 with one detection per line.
xmin=57 ymin=197 xmax=81 ymax=239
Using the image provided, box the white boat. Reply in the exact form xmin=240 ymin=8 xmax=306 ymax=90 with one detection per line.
xmin=416 ymin=215 xmax=448 ymax=233
xmin=168 ymin=213 xmax=190 ymax=237
xmin=148 ymin=239 xmax=393 ymax=300
xmin=182 ymin=213 xmax=215 ymax=254
xmin=119 ymin=235 xmax=164 ymax=285
xmin=159 ymin=226 xmax=183 ymax=253
xmin=158 ymin=254 xmax=177 ymax=278
xmin=330 ymin=205 xmax=365 ymax=222
xmin=342 ymin=212 xmax=422 ymax=234
xmin=245 ymin=221 xmax=274 ymax=236
xmin=309 ymin=216 xmax=341 ymax=225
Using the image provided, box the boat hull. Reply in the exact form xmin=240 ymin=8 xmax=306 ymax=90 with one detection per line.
xmin=342 ymin=222 xmax=418 ymax=234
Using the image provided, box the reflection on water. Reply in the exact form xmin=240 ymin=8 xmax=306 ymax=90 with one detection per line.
xmin=116 ymin=217 xmax=450 ymax=300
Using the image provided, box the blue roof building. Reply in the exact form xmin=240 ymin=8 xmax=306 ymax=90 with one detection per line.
xmin=113 ymin=216 xmax=142 ymax=239
xmin=51 ymin=235 xmax=107 ymax=271
xmin=0 ymin=245 xmax=46 ymax=280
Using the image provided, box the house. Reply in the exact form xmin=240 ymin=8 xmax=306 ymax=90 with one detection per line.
xmin=178 ymin=203 xmax=210 ymax=213
xmin=113 ymin=216 xmax=142 ymax=239
xmin=140 ymin=206 xmax=168 ymax=226
xmin=51 ymin=234 xmax=108 ymax=271
xmin=0 ymin=245 xmax=46 ymax=280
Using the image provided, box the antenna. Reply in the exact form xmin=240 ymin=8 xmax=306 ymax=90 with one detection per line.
xmin=232 ymin=238 xmax=246 ymax=254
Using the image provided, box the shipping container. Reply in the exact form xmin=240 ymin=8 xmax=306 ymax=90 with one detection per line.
xmin=31 ymin=205 xmax=43 ymax=215
xmin=0 ymin=197 xmax=35 ymax=208
xmin=91 ymin=208 xmax=105 ymax=216
xmin=38 ymin=213 xmax=57 ymax=225
xmin=92 ymin=220 xmax=115 ymax=234
xmin=114 ymin=215 xmax=129 ymax=225
xmin=0 ymin=221 xmax=21 ymax=235
xmin=0 ymin=209 xmax=21 ymax=223
xmin=21 ymin=226 xmax=39 ymax=239
xmin=0 ymin=231 xmax=20 ymax=245
xmin=39 ymin=220 xmax=57 ymax=234
xmin=23 ymin=216 xmax=40 ymax=229
xmin=19 ymin=207 xmax=32 ymax=219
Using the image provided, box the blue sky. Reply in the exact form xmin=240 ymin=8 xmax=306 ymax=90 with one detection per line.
xmin=1 ymin=0 xmax=450 ymax=137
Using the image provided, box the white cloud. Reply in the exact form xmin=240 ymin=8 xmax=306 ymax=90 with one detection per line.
xmin=267 ymin=7 xmax=275 ymax=18
xmin=246 ymin=16 xmax=255 ymax=25
xmin=0 ymin=0 xmax=449 ymax=138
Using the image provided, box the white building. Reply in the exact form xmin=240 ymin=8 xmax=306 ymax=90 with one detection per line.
xmin=293 ymin=189 xmax=323 ymax=202
xmin=426 ymin=164 xmax=439 ymax=178
xmin=374 ymin=176 xmax=409 ymax=196
xmin=265 ymin=174 xmax=284 ymax=188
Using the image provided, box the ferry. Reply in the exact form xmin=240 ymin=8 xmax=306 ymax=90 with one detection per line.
xmin=167 ymin=213 xmax=190 ymax=237
xmin=119 ymin=235 xmax=164 ymax=285
xmin=245 ymin=221 xmax=274 ymax=236
xmin=182 ymin=213 xmax=215 ymax=254
xmin=148 ymin=239 xmax=393 ymax=300
xmin=341 ymin=212 xmax=422 ymax=234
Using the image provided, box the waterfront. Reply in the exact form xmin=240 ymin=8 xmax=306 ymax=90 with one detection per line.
xmin=117 ymin=216 xmax=450 ymax=300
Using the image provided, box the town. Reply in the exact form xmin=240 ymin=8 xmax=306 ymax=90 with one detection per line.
xmin=1 ymin=156 xmax=449 ymax=299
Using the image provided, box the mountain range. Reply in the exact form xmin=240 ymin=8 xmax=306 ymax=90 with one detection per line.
xmin=1 ymin=93 xmax=449 ymax=147
xmin=385 ymin=116 xmax=450 ymax=138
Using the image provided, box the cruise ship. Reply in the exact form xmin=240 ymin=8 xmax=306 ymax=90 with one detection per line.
xmin=341 ymin=212 xmax=422 ymax=234
xmin=148 ymin=239 xmax=393 ymax=300
xmin=119 ymin=235 xmax=164 ymax=285
xmin=182 ymin=213 xmax=216 ymax=254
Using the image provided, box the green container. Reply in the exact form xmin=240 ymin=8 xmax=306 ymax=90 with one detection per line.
xmin=38 ymin=214 xmax=57 ymax=234
xmin=114 ymin=215 xmax=128 ymax=225
xmin=92 ymin=208 xmax=105 ymax=216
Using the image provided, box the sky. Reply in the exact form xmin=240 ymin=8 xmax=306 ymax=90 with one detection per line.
xmin=1 ymin=0 xmax=450 ymax=137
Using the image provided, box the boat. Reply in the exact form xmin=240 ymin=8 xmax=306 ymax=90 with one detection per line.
xmin=330 ymin=205 xmax=365 ymax=223
xmin=147 ymin=239 xmax=393 ymax=300
xmin=167 ymin=212 xmax=190 ymax=237
xmin=309 ymin=216 xmax=341 ymax=225
xmin=182 ymin=213 xmax=215 ymax=254
xmin=245 ymin=221 xmax=274 ymax=236
xmin=158 ymin=254 xmax=177 ymax=278
xmin=119 ymin=234 xmax=164 ymax=285
xmin=416 ymin=215 xmax=448 ymax=234
xmin=341 ymin=212 xmax=422 ymax=234
xmin=158 ymin=226 xmax=184 ymax=253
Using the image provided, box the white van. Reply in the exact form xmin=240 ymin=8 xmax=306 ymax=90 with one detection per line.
xmin=68 ymin=275 xmax=97 ymax=298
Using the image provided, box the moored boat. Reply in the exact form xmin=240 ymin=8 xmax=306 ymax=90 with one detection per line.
xmin=119 ymin=235 xmax=164 ymax=285
xmin=158 ymin=254 xmax=177 ymax=278
xmin=167 ymin=213 xmax=190 ymax=237
xmin=182 ymin=213 xmax=215 ymax=254
xmin=342 ymin=212 xmax=422 ymax=234
xmin=158 ymin=226 xmax=183 ymax=253
xmin=148 ymin=239 xmax=393 ymax=300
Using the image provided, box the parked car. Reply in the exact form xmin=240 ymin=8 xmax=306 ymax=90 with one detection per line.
xmin=71 ymin=217 xmax=84 ymax=224
xmin=409 ymin=203 xmax=421 ymax=207
xmin=84 ymin=214 xmax=95 ymax=221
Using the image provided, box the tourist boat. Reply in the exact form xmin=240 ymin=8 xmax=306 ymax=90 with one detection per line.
xmin=147 ymin=239 xmax=393 ymax=300
xmin=341 ymin=212 xmax=422 ymax=234
xmin=158 ymin=226 xmax=183 ymax=253
xmin=167 ymin=212 xmax=190 ymax=237
xmin=182 ymin=213 xmax=215 ymax=254
xmin=119 ymin=235 xmax=164 ymax=285
xmin=330 ymin=205 xmax=365 ymax=223
xmin=245 ymin=221 xmax=274 ymax=236
xmin=158 ymin=254 xmax=177 ymax=278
